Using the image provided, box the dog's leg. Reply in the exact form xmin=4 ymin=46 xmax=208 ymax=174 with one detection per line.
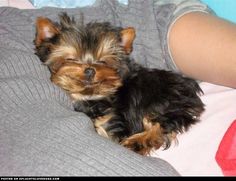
xmin=121 ymin=122 xmax=177 ymax=155
xmin=74 ymin=99 xmax=111 ymax=119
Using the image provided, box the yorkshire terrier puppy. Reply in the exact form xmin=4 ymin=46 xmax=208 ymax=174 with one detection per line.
xmin=34 ymin=13 xmax=205 ymax=155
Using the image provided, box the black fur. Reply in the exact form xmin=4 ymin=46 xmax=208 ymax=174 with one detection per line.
xmin=112 ymin=67 xmax=204 ymax=142
xmin=35 ymin=13 xmax=205 ymax=154
xmin=74 ymin=61 xmax=205 ymax=149
xmin=74 ymin=99 xmax=112 ymax=119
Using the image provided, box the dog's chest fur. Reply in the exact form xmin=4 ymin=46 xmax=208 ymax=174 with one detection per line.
xmin=35 ymin=13 xmax=205 ymax=155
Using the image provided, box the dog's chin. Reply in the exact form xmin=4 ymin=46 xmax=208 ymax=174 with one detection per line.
xmin=69 ymin=80 xmax=122 ymax=101
xmin=81 ymin=80 xmax=100 ymax=88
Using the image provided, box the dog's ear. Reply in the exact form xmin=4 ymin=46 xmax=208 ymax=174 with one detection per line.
xmin=35 ymin=17 xmax=59 ymax=47
xmin=120 ymin=27 xmax=136 ymax=54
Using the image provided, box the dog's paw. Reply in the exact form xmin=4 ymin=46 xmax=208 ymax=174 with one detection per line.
xmin=121 ymin=124 xmax=164 ymax=155
xmin=121 ymin=123 xmax=178 ymax=155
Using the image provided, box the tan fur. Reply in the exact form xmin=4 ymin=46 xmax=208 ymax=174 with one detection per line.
xmin=49 ymin=45 xmax=78 ymax=61
xmin=35 ymin=17 xmax=59 ymax=47
xmin=120 ymin=27 xmax=136 ymax=54
xmin=142 ymin=117 xmax=153 ymax=130
xmin=96 ymin=34 xmax=124 ymax=63
xmin=51 ymin=62 xmax=122 ymax=101
xmin=121 ymin=118 xmax=178 ymax=156
xmin=121 ymin=123 xmax=163 ymax=155
xmin=94 ymin=113 xmax=114 ymax=139
xmin=35 ymin=17 xmax=134 ymax=95
xmin=34 ymin=15 xmax=204 ymax=157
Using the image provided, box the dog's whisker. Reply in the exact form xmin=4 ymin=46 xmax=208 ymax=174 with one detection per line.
xmin=34 ymin=12 xmax=205 ymax=156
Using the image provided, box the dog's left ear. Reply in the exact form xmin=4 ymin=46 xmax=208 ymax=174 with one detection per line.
xmin=120 ymin=27 xmax=136 ymax=54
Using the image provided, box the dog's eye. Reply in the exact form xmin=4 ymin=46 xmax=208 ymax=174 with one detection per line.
xmin=97 ymin=60 xmax=107 ymax=65
xmin=66 ymin=58 xmax=76 ymax=61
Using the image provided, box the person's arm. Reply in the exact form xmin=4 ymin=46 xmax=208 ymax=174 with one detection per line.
xmin=169 ymin=12 xmax=236 ymax=88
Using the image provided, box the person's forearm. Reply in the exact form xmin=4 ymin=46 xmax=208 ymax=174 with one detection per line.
xmin=169 ymin=12 xmax=236 ymax=88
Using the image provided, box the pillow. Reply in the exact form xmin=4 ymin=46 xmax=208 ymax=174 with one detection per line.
xmin=29 ymin=0 xmax=128 ymax=8
xmin=29 ymin=0 xmax=96 ymax=8
xmin=201 ymin=0 xmax=236 ymax=23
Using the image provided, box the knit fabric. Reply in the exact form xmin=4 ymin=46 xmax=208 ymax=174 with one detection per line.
xmin=0 ymin=0 xmax=211 ymax=176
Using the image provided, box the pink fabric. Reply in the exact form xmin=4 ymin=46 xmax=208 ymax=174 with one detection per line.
xmin=2 ymin=0 xmax=35 ymax=9
xmin=215 ymin=120 xmax=236 ymax=176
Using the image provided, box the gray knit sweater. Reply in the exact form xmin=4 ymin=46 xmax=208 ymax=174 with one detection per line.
xmin=0 ymin=0 xmax=211 ymax=176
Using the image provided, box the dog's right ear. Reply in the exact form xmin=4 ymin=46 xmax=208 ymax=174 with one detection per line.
xmin=35 ymin=17 xmax=59 ymax=47
xmin=120 ymin=27 xmax=136 ymax=55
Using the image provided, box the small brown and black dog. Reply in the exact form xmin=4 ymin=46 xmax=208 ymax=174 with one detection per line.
xmin=34 ymin=13 xmax=205 ymax=155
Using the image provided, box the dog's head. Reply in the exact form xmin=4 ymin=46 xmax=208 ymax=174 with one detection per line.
xmin=35 ymin=13 xmax=136 ymax=100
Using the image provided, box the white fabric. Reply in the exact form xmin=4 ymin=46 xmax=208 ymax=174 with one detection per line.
xmin=152 ymin=82 xmax=236 ymax=176
xmin=0 ymin=0 xmax=34 ymax=9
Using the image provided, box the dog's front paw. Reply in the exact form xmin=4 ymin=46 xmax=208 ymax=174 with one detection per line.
xmin=121 ymin=124 xmax=178 ymax=155
xmin=121 ymin=138 xmax=150 ymax=156
xmin=121 ymin=124 xmax=164 ymax=155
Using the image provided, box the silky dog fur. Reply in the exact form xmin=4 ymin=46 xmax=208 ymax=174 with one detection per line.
xmin=34 ymin=13 xmax=205 ymax=155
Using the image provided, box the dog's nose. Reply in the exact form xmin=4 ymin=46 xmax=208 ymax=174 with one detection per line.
xmin=84 ymin=67 xmax=96 ymax=80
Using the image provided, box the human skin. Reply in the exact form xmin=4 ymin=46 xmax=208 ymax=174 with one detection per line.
xmin=169 ymin=12 xmax=236 ymax=88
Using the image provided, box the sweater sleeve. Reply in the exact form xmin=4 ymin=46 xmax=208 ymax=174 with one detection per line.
xmin=0 ymin=6 xmax=179 ymax=176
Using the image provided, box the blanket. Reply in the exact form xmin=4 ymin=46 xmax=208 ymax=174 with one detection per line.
xmin=0 ymin=5 xmax=179 ymax=176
